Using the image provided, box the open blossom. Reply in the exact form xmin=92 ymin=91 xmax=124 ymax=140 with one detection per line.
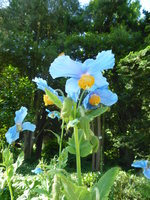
xmin=5 ymin=107 xmax=36 ymax=144
xmin=49 ymin=51 xmax=115 ymax=97
xmin=32 ymin=77 xmax=63 ymax=106
xmin=131 ymin=160 xmax=150 ymax=179
xmin=83 ymin=86 xmax=118 ymax=109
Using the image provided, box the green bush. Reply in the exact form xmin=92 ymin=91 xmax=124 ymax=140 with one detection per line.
xmin=109 ymin=170 xmax=150 ymax=200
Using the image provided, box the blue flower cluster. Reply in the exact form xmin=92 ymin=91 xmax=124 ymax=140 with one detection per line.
xmin=33 ymin=50 xmax=118 ymax=110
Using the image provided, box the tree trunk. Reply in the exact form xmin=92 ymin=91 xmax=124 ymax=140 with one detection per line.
xmin=24 ymin=131 xmax=33 ymax=160
xmin=35 ymin=108 xmax=46 ymax=159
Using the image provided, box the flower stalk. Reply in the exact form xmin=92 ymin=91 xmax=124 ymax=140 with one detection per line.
xmin=74 ymin=125 xmax=82 ymax=186
xmin=59 ymin=119 xmax=65 ymax=159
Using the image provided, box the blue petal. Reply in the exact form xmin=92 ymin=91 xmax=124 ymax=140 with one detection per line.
xmin=49 ymin=55 xmax=83 ymax=79
xmin=5 ymin=125 xmax=19 ymax=144
xmin=32 ymin=77 xmax=57 ymax=94
xmin=14 ymin=107 xmax=27 ymax=124
xmin=22 ymin=122 xmax=36 ymax=132
xmin=65 ymin=78 xmax=80 ymax=102
xmin=46 ymin=109 xmax=60 ymax=119
xmin=31 ymin=168 xmax=43 ymax=174
xmin=96 ymin=50 xmax=115 ymax=70
xmin=96 ymin=88 xmax=118 ymax=106
xmin=131 ymin=160 xmax=148 ymax=168
xmin=83 ymin=87 xmax=118 ymax=109
xmin=83 ymin=50 xmax=115 ymax=75
xmin=143 ymin=168 xmax=150 ymax=179
xmin=82 ymin=58 xmax=94 ymax=73
xmin=90 ymin=72 xmax=109 ymax=91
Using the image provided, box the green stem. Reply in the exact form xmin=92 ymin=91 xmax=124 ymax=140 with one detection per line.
xmin=78 ymin=90 xmax=86 ymax=107
xmin=59 ymin=120 xmax=65 ymax=166
xmin=8 ymin=181 xmax=13 ymax=200
xmin=74 ymin=125 xmax=82 ymax=186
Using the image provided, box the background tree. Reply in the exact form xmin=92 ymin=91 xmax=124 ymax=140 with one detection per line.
xmin=0 ymin=0 xmax=149 ymax=169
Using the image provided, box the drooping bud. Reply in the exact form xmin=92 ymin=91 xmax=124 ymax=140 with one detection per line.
xmin=61 ymin=97 xmax=73 ymax=119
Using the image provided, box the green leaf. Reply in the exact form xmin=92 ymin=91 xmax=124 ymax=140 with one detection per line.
xmin=7 ymin=165 xmax=14 ymax=181
xmin=67 ymin=129 xmax=92 ymax=157
xmin=79 ymin=116 xmax=91 ymax=139
xmin=2 ymin=148 xmax=13 ymax=167
xmin=45 ymin=88 xmax=62 ymax=109
xmin=50 ymin=130 xmax=60 ymax=145
xmin=58 ymin=174 xmax=92 ymax=200
xmin=87 ymin=107 xmax=109 ymax=121
xmin=34 ymin=188 xmax=49 ymax=196
xmin=13 ymin=152 xmax=24 ymax=172
xmin=91 ymin=167 xmax=120 ymax=200
xmin=58 ymin=148 xmax=68 ymax=168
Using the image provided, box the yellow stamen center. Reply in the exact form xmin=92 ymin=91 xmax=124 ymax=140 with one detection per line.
xmin=78 ymin=74 xmax=95 ymax=90
xmin=43 ymin=95 xmax=54 ymax=106
xmin=89 ymin=94 xmax=100 ymax=106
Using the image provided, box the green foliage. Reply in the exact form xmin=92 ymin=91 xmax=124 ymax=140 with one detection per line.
xmin=82 ymin=172 xmax=101 ymax=188
xmin=87 ymin=106 xmax=109 ymax=121
xmin=105 ymin=45 xmax=150 ymax=167
xmin=45 ymin=88 xmax=62 ymax=109
xmin=0 ymin=65 xmax=35 ymax=140
xmin=0 ymin=148 xmax=24 ymax=199
xmin=109 ymin=171 xmax=150 ymax=200
xmin=61 ymin=97 xmax=74 ymax=119
xmin=67 ymin=129 xmax=92 ymax=157
xmin=91 ymin=167 xmax=120 ymax=200
xmin=58 ymin=173 xmax=92 ymax=200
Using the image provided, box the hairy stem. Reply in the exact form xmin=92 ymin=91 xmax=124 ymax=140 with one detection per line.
xmin=74 ymin=125 xmax=82 ymax=185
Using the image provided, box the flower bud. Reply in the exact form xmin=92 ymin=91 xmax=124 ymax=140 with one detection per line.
xmin=61 ymin=97 xmax=73 ymax=119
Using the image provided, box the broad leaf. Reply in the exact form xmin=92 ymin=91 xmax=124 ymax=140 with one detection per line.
xmin=58 ymin=174 xmax=92 ymax=200
xmin=58 ymin=148 xmax=68 ymax=168
xmin=2 ymin=148 xmax=13 ymax=167
xmin=13 ymin=152 xmax=24 ymax=172
xmin=87 ymin=107 xmax=109 ymax=121
xmin=91 ymin=167 xmax=120 ymax=200
xmin=7 ymin=165 xmax=14 ymax=181
xmin=67 ymin=129 xmax=92 ymax=157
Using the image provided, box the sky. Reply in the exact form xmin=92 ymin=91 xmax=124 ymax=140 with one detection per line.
xmin=79 ymin=0 xmax=150 ymax=14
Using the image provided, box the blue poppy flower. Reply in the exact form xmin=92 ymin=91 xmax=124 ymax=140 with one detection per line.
xmin=5 ymin=107 xmax=36 ymax=144
xmin=31 ymin=167 xmax=43 ymax=174
xmin=49 ymin=51 xmax=114 ymax=96
xmin=83 ymin=86 xmax=118 ymax=110
xmin=46 ymin=109 xmax=60 ymax=119
xmin=32 ymin=77 xmax=57 ymax=95
xmin=131 ymin=160 xmax=150 ymax=179
xmin=32 ymin=77 xmax=63 ymax=105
